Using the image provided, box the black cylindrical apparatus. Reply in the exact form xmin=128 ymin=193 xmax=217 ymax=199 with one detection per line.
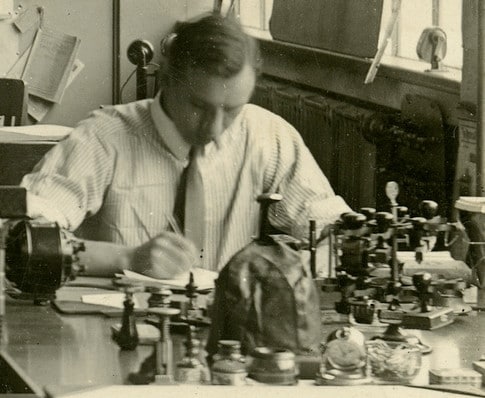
xmin=5 ymin=221 xmax=76 ymax=301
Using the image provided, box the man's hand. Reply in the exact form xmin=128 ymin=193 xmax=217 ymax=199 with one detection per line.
xmin=130 ymin=231 xmax=199 ymax=279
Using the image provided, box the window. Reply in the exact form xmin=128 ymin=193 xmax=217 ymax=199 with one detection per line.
xmin=237 ymin=0 xmax=463 ymax=70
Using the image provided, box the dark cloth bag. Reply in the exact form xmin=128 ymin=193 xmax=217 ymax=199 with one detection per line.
xmin=206 ymin=236 xmax=321 ymax=358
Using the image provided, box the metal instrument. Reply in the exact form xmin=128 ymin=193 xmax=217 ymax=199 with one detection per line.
xmin=5 ymin=220 xmax=85 ymax=304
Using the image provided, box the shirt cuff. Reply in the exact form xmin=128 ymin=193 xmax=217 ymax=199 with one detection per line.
xmin=26 ymin=192 xmax=69 ymax=229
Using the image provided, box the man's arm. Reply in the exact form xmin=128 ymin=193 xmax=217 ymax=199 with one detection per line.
xmin=261 ymin=113 xmax=352 ymax=239
xmin=77 ymin=239 xmax=133 ymax=277
xmin=77 ymin=231 xmax=198 ymax=278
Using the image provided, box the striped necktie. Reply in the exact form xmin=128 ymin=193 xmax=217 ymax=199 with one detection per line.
xmin=173 ymin=147 xmax=205 ymax=264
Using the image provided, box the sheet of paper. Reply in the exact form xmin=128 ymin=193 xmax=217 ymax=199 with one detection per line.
xmin=81 ymin=293 xmax=141 ymax=309
xmin=27 ymin=59 xmax=84 ymax=121
xmin=13 ymin=6 xmax=40 ymax=33
xmin=66 ymin=58 xmax=85 ymax=87
xmin=0 ymin=124 xmax=71 ymax=141
xmin=123 ymin=268 xmax=217 ymax=290
xmin=22 ymin=28 xmax=81 ymax=103
xmin=27 ymin=95 xmax=51 ymax=122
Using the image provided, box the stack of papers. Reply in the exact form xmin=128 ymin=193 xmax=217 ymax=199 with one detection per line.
xmin=0 ymin=124 xmax=71 ymax=142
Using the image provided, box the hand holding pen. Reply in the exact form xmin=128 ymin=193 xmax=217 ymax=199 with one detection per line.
xmin=129 ymin=215 xmax=198 ymax=279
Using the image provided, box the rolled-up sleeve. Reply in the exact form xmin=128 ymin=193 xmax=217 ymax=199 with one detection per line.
xmin=263 ymin=115 xmax=352 ymax=238
xmin=21 ymin=112 xmax=114 ymax=231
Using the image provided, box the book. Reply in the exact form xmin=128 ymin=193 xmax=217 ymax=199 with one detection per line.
xmin=455 ymin=196 xmax=485 ymax=213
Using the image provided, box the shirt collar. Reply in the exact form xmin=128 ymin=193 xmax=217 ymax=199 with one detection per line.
xmin=151 ymin=91 xmax=191 ymax=162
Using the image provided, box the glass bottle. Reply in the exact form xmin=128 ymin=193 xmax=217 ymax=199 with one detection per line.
xmin=211 ymin=340 xmax=247 ymax=385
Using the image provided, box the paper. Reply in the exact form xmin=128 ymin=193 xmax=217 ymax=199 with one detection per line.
xmin=14 ymin=7 xmax=42 ymax=55
xmin=66 ymin=58 xmax=85 ymax=87
xmin=123 ymin=268 xmax=217 ymax=290
xmin=27 ymin=95 xmax=52 ymax=122
xmin=13 ymin=6 xmax=40 ymax=33
xmin=28 ymin=59 xmax=84 ymax=121
xmin=0 ymin=124 xmax=71 ymax=142
xmin=22 ymin=28 xmax=80 ymax=103
xmin=81 ymin=293 xmax=140 ymax=309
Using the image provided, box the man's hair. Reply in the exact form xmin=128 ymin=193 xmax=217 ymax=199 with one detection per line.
xmin=165 ymin=13 xmax=262 ymax=79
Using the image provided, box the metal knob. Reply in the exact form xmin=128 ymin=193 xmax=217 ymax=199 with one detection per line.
xmin=374 ymin=212 xmax=394 ymax=233
xmin=257 ymin=193 xmax=283 ymax=244
xmin=341 ymin=212 xmax=367 ymax=230
xmin=419 ymin=200 xmax=438 ymax=220
xmin=360 ymin=207 xmax=376 ymax=221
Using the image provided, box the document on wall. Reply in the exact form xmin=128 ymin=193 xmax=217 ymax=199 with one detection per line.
xmin=28 ymin=58 xmax=85 ymax=121
xmin=21 ymin=28 xmax=81 ymax=103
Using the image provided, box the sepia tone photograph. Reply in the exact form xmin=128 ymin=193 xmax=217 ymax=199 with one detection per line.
xmin=0 ymin=0 xmax=483 ymax=397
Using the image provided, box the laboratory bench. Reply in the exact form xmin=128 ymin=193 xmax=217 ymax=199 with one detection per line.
xmin=1 ymin=278 xmax=485 ymax=398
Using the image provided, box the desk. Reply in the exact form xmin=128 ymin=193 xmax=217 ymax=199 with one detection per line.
xmin=1 ymin=280 xmax=485 ymax=397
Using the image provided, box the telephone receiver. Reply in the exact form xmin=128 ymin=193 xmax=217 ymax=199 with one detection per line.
xmin=127 ymin=39 xmax=154 ymax=67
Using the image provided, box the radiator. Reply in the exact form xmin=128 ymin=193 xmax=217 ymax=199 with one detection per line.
xmin=251 ymin=79 xmax=377 ymax=210
xmin=251 ymin=78 xmax=451 ymax=217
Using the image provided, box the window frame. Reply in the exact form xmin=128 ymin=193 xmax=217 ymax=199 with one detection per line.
xmin=238 ymin=0 xmax=463 ymax=76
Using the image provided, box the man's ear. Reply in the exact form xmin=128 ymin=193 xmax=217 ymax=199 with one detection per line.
xmin=158 ymin=64 xmax=171 ymax=89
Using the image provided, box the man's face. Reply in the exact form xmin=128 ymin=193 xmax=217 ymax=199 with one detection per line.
xmin=162 ymin=62 xmax=256 ymax=146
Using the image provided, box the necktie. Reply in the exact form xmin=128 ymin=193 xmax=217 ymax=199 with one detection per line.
xmin=173 ymin=148 xmax=205 ymax=264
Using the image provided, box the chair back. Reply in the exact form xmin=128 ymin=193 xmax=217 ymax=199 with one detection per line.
xmin=0 ymin=78 xmax=28 ymax=126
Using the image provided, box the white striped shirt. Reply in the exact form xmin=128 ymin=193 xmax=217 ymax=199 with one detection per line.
xmin=21 ymin=97 xmax=351 ymax=271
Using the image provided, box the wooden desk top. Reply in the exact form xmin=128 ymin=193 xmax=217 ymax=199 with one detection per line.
xmin=2 ymin=279 xmax=485 ymax=396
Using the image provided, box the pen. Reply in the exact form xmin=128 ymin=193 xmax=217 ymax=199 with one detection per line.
xmin=167 ymin=214 xmax=183 ymax=236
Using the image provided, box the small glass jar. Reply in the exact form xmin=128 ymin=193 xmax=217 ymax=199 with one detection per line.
xmin=211 ymin=340 xmax=247 ymax=385
xmin=366 ymin=339 xmax=422 ymax=383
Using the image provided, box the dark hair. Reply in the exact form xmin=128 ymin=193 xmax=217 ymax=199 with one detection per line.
xmin=165 ymin=14 xmax=262 ymax=79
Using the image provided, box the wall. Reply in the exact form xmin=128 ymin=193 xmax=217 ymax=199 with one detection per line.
xmin=13 ymin=0 xmax=113 ymax=126
xmin=119 ymin=0 xmax=214 ymax=104
xmin=6 ymin=0 xmax=214 ymax=126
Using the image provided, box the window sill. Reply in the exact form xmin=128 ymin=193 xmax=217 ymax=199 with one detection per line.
xmin=257 ymin=38 xmax=461 ymax=95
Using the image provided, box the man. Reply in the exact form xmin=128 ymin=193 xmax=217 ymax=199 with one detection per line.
xmin=22 ymin=14 xmax=351 ymax=278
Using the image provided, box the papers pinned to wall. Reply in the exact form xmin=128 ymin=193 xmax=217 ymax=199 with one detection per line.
xmin=1 ymin=5 xmax=83 ymax=122
xmin=22 ymin=28 xmax=81 ymax=103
